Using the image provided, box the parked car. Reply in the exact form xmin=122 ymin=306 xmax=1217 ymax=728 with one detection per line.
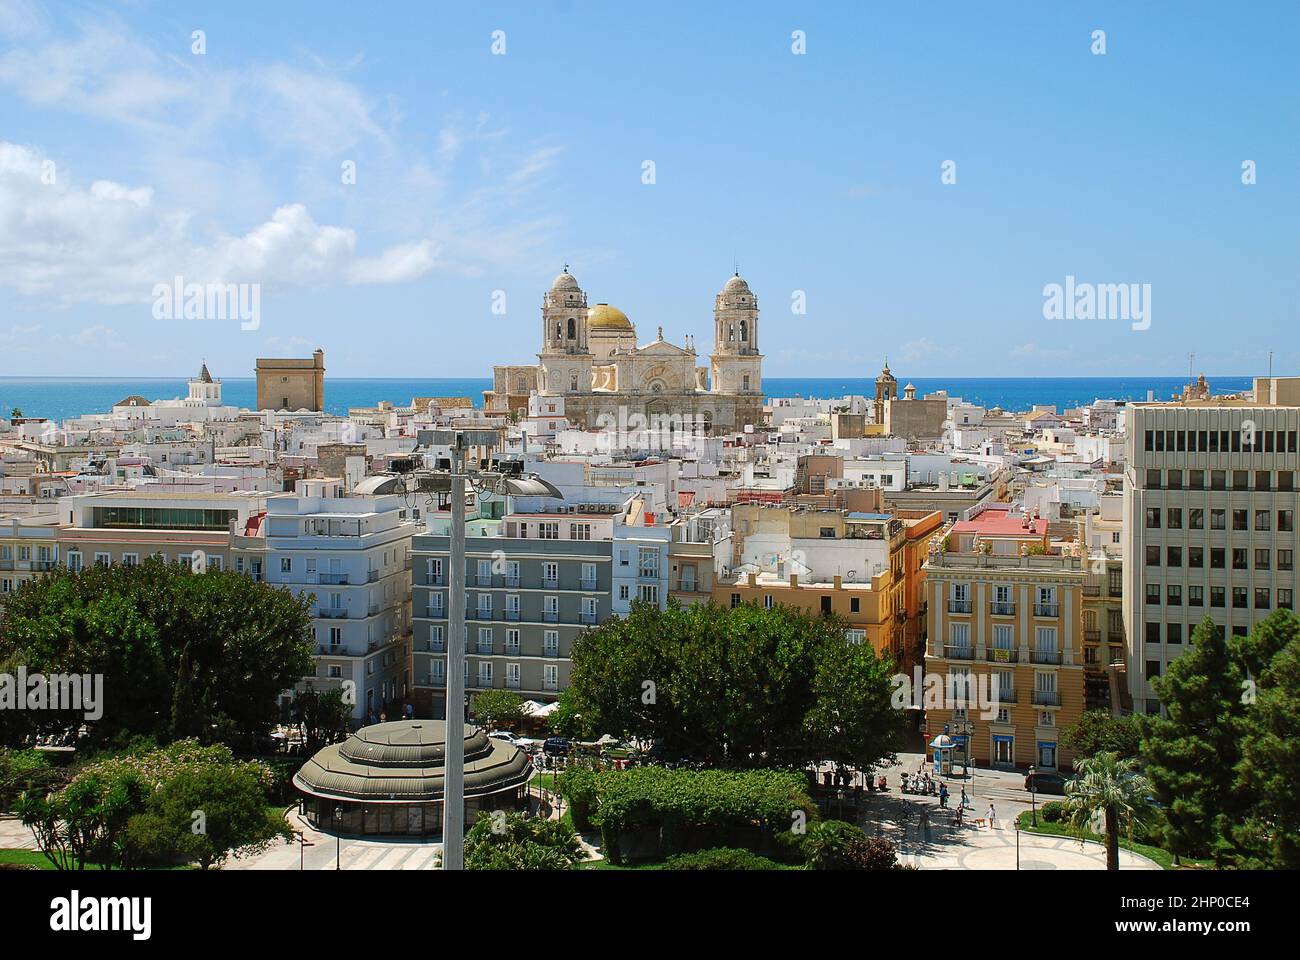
xmin=542 ymin=736 xmax=572 ymax=757
xmin=488 ymin=730 xmax=524 ymax=746
xmin=1024 ymin=771 xmax=1069 ymax=795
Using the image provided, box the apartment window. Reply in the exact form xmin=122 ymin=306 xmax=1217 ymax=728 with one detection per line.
xmin=1167 ymin=508 xmax=1182 ymax=530
xmin=95 ymin=552 xmax=110 ymax=567
xmin=506 ymin=662 xmax=520 ymax=688
xmin=1232 ymin=548 xmax=1248 ymax=571
xmin=543 ymin=562 xmax=559 ymax=586
xmin=1145 ymin=583 xmax=1160 ymax=605
xmin=581 ymin=597 xmax=597 ymax=622
xmin=1189 ymin=469 xmax=1205 ymax=489
xmin=478 ymin=559 xmax=493 ymax=583
xmin=281 ymin=557 xmax=292 ymax=573
xmin=1280 ymin=471 xmax=1294 ymax=492
xmin=67 ymin=552 xmax=83 ymax=572
xmin=1146 ymin=660 xmax=1161 ymax=679
xmin=1166 ymin=546 xmax=1181 ymax=568
xmin=477 ymin=627 xmax=493 ymax=654
xmin=1210 ymin=586 xmax=1225 ymax=608
xmin=544 ymin=664 xmax=558 ymax=690
xmin=570 ymin=523 xmax=592 ymax=541
xmin=1252 ymin=587 xmax=1271 ymax=610
xmin=1167 ymin=622 xmax=1182 ymax=644
xmin=1145 ymin=622 xmax=1161 ymax=645
xmin=1279 ymin=550 xmax=1293 ymax=571
xmin=543 ymin=595 xmax=559 ymax=620
xmin=1256 ymin=472 xmax=1272 ymax=492
xmin=505 ymin=629 xmax=520 ymax=653
xmin=1211 ymin=470 xmax=1226 ymax=491
xmin=1188 ymin=546 xmax=1203 ymax=568
xmin=1279 ymin=589 xmax=1293 ymax=610
xmin=478 ymin=662 xmax=493 ymax=686
xmin=1167 ymin=470 xmax=1183 ymax=490
xmin=1189 ymin=508 xmax=1204 ymax=530
xmin=581 ymin=562 xmax=596 ymax=588
xmin=730 ymin=593 xmax=741 ymax=608
xmin=1144 ymin=469 xmax=1161 ymax=489
xmin=850 ymin=596 xmax=860 ymax=613
xmin=1280 ymin=510 xmax=1295 ymax=533
xmin=538 ymin=522 xmax=559 ymax=540
xmin=1211 ymin=548 xmax=1225 ymax=569
xmin=638 ymin=584 xmax=659 ymax=605
xmin=1232 ymin=587 xmax=1248 ymax=609
xmin=763 ymin=594 xmax=774 ymax=610
xmin=1232 ymin=470 xmax=1249 ymax=490
xmin=1232 ymin=510 xmax=1248 ymax=532
xmin=1145 ymin=545 xmax=1161 ymax=567
xmin=619 ymin=584 xmax=630 ymax=601
xmin=1211 ymin=510 xmax=1225 ymax=530
xmin=1166 ymin=585 xmax=1182 ymax=606
xmin=543 ymin=631 xmax=559 ymax=656
xmin=1189 ymin=585 xmax=1204 ymax=607
xmin=845 ymin=629 xmax=866 ymax=645
xmin=122 ymin=553 xmax=138 ymax=568
xmin=638 ymin=549 xmax=660 ymax=579
xmin=1144 ymin=508 xmax=1161 ymax=529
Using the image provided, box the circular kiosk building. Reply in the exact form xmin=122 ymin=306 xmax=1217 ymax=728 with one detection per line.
xmin=294 ymin=720 xmax=533 ymax=836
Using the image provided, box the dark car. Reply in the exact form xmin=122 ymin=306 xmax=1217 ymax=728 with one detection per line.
xmin=542 ymin=737 xmax=572 ymax=757
xmin=1024 ymin=771 xmax=1069 ymax=795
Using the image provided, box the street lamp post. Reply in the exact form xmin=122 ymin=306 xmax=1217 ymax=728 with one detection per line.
xmin=334 ymin=807 xmax=342 ymax=869
xmin=1015 ymin=818 xmax=1020 ymax=870
xmin=420 ymin=429 xmax=564 ymax=872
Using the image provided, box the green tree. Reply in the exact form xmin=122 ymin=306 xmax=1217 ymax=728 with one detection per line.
xmin=1062 ymin=751 xmax=1155 ymax=871
xmin=0 ymin=559 xmax=314 ymax=749
xmin=9 ymin=407 xmax=21 ymax=419
xmin=1232 ymin=630 xmax=1300 ymax=868
xmin=292 ymin=686 xmax=351 ymax=756
xmin=1141 ymin=617 xmax=1244 ymax=864
xmin=1060 ymin=710 xmax=1143 ymax=760
xmin=471 ymin=689 xmax=526 ymax=731
xmin=126 ymin=760 xmax=293 ymax=869
xmin=563 ymin=601 xmax=902 ymax=769
xmin=18 ymin=766 xmax=150 ymax=870
xmin=462 ymin=811 xmax=581 ymax=870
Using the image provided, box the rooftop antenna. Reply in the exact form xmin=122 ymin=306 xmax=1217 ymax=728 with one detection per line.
xmin=1269 ymin=350 xmax=1273 ymax=377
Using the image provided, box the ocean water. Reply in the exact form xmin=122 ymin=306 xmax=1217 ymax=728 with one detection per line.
xmin=0 ymin=375 xmax=1257 ymax=425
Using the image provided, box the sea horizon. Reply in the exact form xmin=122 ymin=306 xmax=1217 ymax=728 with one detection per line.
xmin=0 ymin=374 xmax=1259 ymax=425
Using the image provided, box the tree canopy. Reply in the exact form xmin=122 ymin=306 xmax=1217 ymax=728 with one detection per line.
xmin=556 ymin=601 xmax=903 ymax=770
xmin=0 ymin=558 xmax=315 ymax=749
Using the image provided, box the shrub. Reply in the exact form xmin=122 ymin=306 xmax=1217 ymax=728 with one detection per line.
xmin=664 ymin=847 xmax=782 ymax=870
xmin=802 ymin=820 xmax=898 ymax=870
xmin=594 ymin=767 xmax=815 ymax=863
xmin=1041 ymin=800 xmax=1065 ymax=823
xmin=557 ymin=766 xmax=598 ymax=831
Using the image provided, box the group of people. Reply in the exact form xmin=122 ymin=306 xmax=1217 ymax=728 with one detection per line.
xmin=905 ymin=765 xmax=999 ymax=829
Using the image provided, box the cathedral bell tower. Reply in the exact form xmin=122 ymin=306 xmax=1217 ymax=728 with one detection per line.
xmin=539 ymin=266 xmax=593 ymax=394
xmin=710 ymin=273 xmax=762 ymax=396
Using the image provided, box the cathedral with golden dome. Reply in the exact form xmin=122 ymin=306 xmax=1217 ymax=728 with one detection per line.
xmin=484 ymin=267 xmax=764 ymax=434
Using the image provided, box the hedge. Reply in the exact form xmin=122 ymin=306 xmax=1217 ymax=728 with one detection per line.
xmin=663 ymin=847 xmax=783 ymax=870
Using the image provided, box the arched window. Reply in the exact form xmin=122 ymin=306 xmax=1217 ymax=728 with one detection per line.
xmin=570 ymin=374 xmax=579 ymax=392
xmin=740 ymin=320 xmax=748 ymax=342
xmin=554 ymin=321 xmax=561 ymax=342
xmin=728 ymin=323 xmax=735 ymax=341
xmin=567 ymin=317 xmax=576 ymax=340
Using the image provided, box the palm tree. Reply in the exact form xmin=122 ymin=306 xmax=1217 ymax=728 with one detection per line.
xmin=1063 ymin=751 xmax=1154 ymax=870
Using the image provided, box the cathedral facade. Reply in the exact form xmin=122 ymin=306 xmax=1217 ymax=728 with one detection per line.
xmin=485 ymin=269 xmax=764 ymax=434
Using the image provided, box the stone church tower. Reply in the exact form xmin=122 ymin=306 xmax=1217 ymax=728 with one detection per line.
xmin=538 ymin=267 xmax=592 ymax=395
xmin=710 ymin=273 xmax=762 ymax=397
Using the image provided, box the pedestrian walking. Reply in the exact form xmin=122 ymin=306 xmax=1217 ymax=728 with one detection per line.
xmin=986 ymin=801 xmax=997 ymax=828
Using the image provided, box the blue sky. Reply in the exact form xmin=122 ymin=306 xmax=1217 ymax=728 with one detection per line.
xmin=0 ymin=0 xmax=1296 ymax=378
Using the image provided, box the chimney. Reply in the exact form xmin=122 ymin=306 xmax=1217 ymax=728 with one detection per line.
xmin=833 ymin=575 xmax=842 ymax=590
xmin=790 ymin=573 xmax=799 ymax=588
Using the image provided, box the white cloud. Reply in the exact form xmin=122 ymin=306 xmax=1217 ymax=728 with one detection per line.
xmin=348 ymin=239 xmax=437 ymax=285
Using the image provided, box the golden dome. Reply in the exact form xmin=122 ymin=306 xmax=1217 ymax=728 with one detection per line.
xmin=588 ymin=303 xmax=632 ymax=331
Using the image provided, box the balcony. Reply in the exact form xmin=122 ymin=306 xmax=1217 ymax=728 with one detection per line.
xmin=504 ymin=609 xmax=521 ymax=622
xmin=318 ymin=573 xmax=349 ymax=585
xmin=1084 ymin=628 xmax=1101 ymax=643
xmin=989 ymin=601 xmax=1016 ymax=616
xmin=476 ymin=574 xmax=494 ymax=587
xmin=427 ymin=640 xmax=445 ymax=653
xmin=428 ymin=676 xmax=446 ymax=688
xmin=993 ymin=688 xmax=1017 ymax=703
xmin=543 ymin=679 xmax=559 ymax=691
xmin=317 ymin=608 xmax=348 ymax=619
xmin=367 ymin=569 xmax=379 ymax=583
xmin=504 ymin=644 xmax=521 ymax=657
xmin=543 ymin=646 xmax=560 ymax=659
xmin=1083 ymin=583 xmax=1101 ymax=597
xmin=943 ymin=645 xmax=975 ymax=661
xmin=428 ymin=575 xmax=447 ymax=587
xmin=1033 ymin=603 xmax=1060 ymax=618
xmin=580 ymin=578 xmax=598 ymax=592
xmin=476 ymin=643 xmax=494 ymax=656
xmin=543 ymin=610 xmax=559 ymax=623
xmin=33 ymin=560 xmax=57 ymax=572
xmin=474 ymin=608 xmax=493 ymax=621
xmin=947 ymin=600 xmax=972 ymax=614
xmin=1031 ymin=649 xmax=1063 ymax=665
xmin=426 ymin=605 xmax=445 ymax=619
xmin=580 ymin=611 xmax=598 ymax=625
xmin=506 ymin=678 xmax=522 ymax=690
xmin=368 ymin=603 xmax=381 ymax=616
xmin=1032 ymin=690 xmax=1062 ymax=706
xmin=542 ymin=578 xmax=559 ymax=590
xmin=504 ymin=576 xmax=520 ymax=588
xmin=986 ymin=647 xmax=1019 ymax=663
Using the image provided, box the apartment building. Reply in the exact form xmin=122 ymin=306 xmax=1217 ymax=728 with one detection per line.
xmin=667 ymin=507 xmax=730 ymax=605
xmin=716 ymin=502 xmax=907 ymax=660
xmin=612 ymin=498 xmax=671 ymax=616
xmin=232 ymin=481 xmax=417 ymax=723
xmin=1075 ymin=494 xmax=1127 ymax=712
xmin=56 ymin=490 xmax=260 ymax=572
xmin=410 ymin=511 xmax=615 ymax=718
xmin=1123 ymin=378 xmax=1300 ymax=714
xmin=923 ymin=507 xmax=1085 ymax=771
xmin=0 ymin=510 xmax=62 ymax=601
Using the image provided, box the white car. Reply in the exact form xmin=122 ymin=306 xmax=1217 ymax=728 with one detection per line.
xmin=488 ymin=730 xmax=527 ymax=747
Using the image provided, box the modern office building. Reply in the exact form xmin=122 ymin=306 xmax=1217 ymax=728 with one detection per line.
xmin=1123 ymin=377 xmax=1299 ymax=714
